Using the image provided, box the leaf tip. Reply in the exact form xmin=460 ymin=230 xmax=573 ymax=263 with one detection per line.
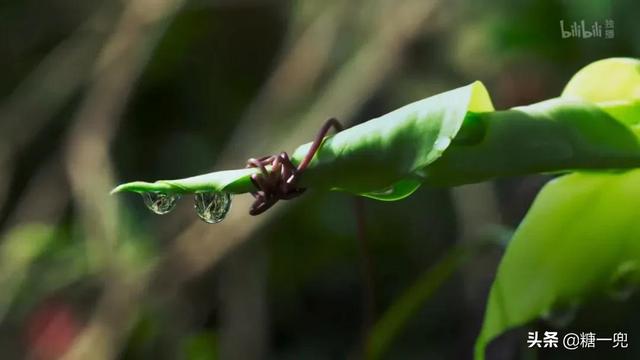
xmin=110 ymin=181 xmax=147 ymax=195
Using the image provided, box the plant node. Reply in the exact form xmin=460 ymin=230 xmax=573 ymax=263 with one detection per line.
xmin=246 ymin=118 xmax=343 ymax=215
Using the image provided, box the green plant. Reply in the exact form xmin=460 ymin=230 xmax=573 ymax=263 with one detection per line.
xmin=113 ymin=59 xmax=640 ymax=211
xmin=113 ymin=59 xmax=640 ymax=205
xmin=474 ymin=57 xmax=640 ymax=359
xmin=114 ymin=57 xmax=640 ymax=358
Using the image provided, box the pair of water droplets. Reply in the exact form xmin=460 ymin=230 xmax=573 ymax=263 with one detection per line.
xmin=141 ymin=191 xmax=231 ymax=224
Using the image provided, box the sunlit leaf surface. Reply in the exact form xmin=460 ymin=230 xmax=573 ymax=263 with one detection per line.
xmin=475 ymin=57 xmax=640 ymax=359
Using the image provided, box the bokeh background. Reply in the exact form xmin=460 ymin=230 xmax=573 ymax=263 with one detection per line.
xmin=0 ymin=0 xmax=639 ymax=359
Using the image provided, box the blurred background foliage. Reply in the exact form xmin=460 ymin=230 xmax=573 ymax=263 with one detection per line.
xmin=0 ymin=0 xmax=638 ymax=359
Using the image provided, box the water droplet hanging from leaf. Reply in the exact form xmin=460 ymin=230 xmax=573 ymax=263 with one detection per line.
xmin=141 ymin=192 xmax=181 ymax=215
xmin=194 ymin=192 xmax=232 ymax=224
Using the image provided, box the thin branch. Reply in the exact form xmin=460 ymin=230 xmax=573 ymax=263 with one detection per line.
xmin=60 ymin=0 xmax=187 ymax=358
xmin=0 ymin=3 xmax=118 ymax=212
xmin=354 ymin=197 xmax=376 ymax=353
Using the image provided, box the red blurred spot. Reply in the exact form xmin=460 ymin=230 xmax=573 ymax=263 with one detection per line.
xmin=25 ymin=301 xmax=81 ymax=360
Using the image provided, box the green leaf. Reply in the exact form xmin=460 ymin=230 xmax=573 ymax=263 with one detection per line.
xmin=475 ymin=57 xmax=640 ymax=359
xmin=359 ymin=178 xmax=422 ymax=201
xmin=562 ymin=57 xmax=640 ymax=133
xmin=474 ymin=170 xmax=640 ymax=359
xmin=297 ymin=81 xmax=494 ymax=197
xmin=113 ymin=68 xmax=640 ymax=199
xmin=111 ymin=168 xmax=259 ymax=194
xmin=562 ymin=57 xmax=640 ymax=103
xmin=423 ymin=99 xmax=640 ymax=185
xmin=113 ymin=81 xmax=494 ymax=196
